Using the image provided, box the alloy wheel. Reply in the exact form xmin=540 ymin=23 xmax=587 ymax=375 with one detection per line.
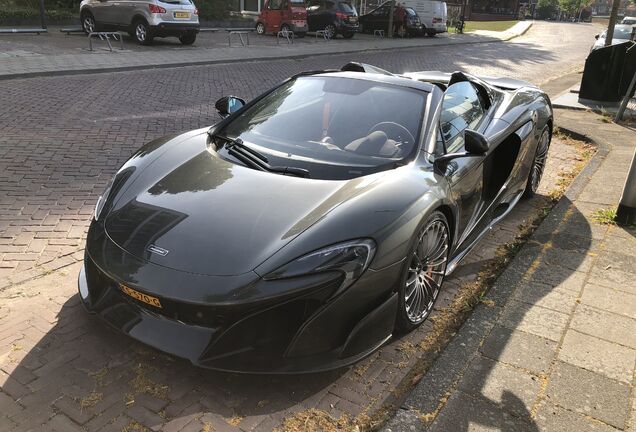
xmin=530 ymin=129 xmax=550 ymax=193
xmin=324 ymin=24 xmax=336 ymax=39
xmin=83 ymin=15 xmax=95 ymax=33
xmin=136 ymin=23 xmax=147 ymax=42
xmin=404 ymin=219 xmax=449 ymax=324
xmin=256 ymin=22 xmax=265 ymax=34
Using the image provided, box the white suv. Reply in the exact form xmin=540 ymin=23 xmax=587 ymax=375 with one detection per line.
xmin=80 ymin=0 xmax=200 ymax=45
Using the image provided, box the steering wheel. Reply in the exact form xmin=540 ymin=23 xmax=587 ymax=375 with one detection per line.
xmin=368 ymin=122 xmax=415 ymax=149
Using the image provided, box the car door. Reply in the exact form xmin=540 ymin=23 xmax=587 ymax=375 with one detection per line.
xmin=266 ymin=0 xmax=283 ymax=32
xmin=91 ymin=0 xmax=114 ymax=24
xmin=306 ymin=0 xmax=321 ymax=30
xmin=438 ymin=81 xmax=488 ymax=253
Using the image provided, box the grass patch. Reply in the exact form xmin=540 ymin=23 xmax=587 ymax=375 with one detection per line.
xmin=274 ymin=409 xmax=359 ymax=432
xmin=592 ymin=207 xmax=618 ymax=225
xmin=464 ymin=20 xmax=518 ymax=33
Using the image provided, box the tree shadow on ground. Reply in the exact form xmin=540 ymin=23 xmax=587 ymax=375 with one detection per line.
xmin=424 ymin=196 xmax=594 ymax=432
xmin=1 ymin=287 xmax=346 ymax=430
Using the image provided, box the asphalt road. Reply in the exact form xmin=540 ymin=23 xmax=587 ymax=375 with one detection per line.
xmin=0 ymin=21 xmax=598 ymax=278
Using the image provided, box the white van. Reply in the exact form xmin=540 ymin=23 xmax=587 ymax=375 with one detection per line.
xmin=401 ymin=0 xmax=447 ymax=35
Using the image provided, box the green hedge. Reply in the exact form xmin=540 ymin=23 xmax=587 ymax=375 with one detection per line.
xmin=0 ymin=6 xmax=77 ymax=22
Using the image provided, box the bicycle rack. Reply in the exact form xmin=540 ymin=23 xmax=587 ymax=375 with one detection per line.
xmin=88 ymin=32 xmax=124 ymax=52
xmin=277 ymin=29 xmax=295 ymax=44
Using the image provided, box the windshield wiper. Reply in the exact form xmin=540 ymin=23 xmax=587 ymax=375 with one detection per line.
xmin=215 ymin=136 xmax=310 ymax=178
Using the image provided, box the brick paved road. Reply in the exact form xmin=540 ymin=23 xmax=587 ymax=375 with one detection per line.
xmin=0 ymin=21 xmax=599 ymax=431
xmin=0 ymin=21 xmax=597 ymax=282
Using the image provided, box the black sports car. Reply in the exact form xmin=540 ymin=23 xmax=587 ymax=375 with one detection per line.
xmin=79 ymin=63 xmax=552 ymax=373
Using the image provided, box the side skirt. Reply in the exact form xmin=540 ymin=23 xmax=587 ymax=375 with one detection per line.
xmin=445 ymin=190 xmax=524 ymax=276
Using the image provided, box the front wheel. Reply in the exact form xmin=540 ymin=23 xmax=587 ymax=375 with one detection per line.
xmin=81 ymin=12 xmax=96 ymax=34
xmin=523 ymin=126 xmax=551 ymax=198
xmin=133 ymin=19 xmax=153 ymax=45
xmin=324 ymin=23 xmax=336 ymax=39
xmin=179 ymin=32 xmax=196 ymax=45
xmin=342 ymin=31 xmax=355 ymax=39
xmin=395 ymin=211 xmax=450 ymax=333
xmin=256 ymin=22 xmax=266 ymax=35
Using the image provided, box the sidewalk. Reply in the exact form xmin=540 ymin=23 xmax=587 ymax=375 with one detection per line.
xmin=383 ymin=109 xmax=636 ymax=432
xmin=0 ymin=22 xmax=532 ymax=79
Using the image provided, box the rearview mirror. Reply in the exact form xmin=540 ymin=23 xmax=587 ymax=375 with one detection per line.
xmin=594 ymin=33 xmax=599 ymax=39
xmin=215 ymin=96 xmax=246 ymax=118
xmin=464 ymin=129 xmax=489 ymax=155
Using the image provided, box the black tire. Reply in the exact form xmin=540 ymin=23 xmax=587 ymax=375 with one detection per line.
xmin=523 ymin=126 xmax=551 ymax=198
xmin=81 ymin=11 xmax=96 ymax=34
xmin=296 ymin=32 xmax=306 ymax=38
xmin=280 ymin=23 xmax=291 ymax=34
xmin=427 ymin=30 xmax=436 ymax=37
xmin=132 ymin=19 xmax=153 ymax=45
xmin=324 ymin=23 xmax=336 ymax=39
xmin=342 ymin=31 xmax=355 ymax=39
xmin=179 ymin=32 xmax=196 ymax=45
xmin=256 ymin=22 xmax=266 ymax=35
xmin=395 ymin=211 xmax=450 ymax=333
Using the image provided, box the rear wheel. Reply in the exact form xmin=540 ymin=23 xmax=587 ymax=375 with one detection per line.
xmin=179 ymin=32 xmax=197 ymax=45
xmin=133 ymin=19 xmax=153 ymax=45
xmin=256 ymin=22 xmax=266 ymax=34
xmin=342 ymin=31 xmax=355 ymax=39
xmin=280 ymin=23 xmax=291 ymax=34
xmin=396 ymin=211 xmax=450 ymax=333
xmin=81 ymin=12 xmax=96 ymax=34
xmin=523 ymin=127 xmax=551 ymax=198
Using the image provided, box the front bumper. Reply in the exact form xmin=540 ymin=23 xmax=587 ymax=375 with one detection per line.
xmin=337 ymin=22 xmax=359 ymax=34
xmin=79 ymin=221 xmax=401 ymax=373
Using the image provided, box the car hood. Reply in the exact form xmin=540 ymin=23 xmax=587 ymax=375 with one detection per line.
xmin=104 ymin=133 xmax=385 ymax=276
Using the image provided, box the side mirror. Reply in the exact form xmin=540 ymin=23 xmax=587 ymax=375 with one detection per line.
xmin=594 ymin=34 xmax=599 ymax=39
xmin=215 ymin=96 xmax=246 ymax=118
xmin=433 ymin=129 xmax=488 ymax=173
xmin=464 ymin=129 xmax=489 ymax=155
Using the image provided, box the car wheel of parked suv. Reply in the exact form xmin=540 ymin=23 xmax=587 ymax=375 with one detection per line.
xmin=256 ymin=22 xmax=265 ymax=34
xmin=179 ymin=32 xmax=197 ymax=45
xmin=81 ymin=12 xmax=96 ymax=34
xmin=342 ymin=32 xmax=355 ymax=39
xmin=324 ymin=23 xmax=336 ymax=39
xmin=133 ymin=19 xmax=153 ymax=45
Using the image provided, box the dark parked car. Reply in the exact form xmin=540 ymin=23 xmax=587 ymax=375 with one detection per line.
xmin=306 ymin=0 xmax=358 ymax=38
xmin=359 ymin=3 xmax=422 ymax=37
xmin=80 ymin=62 xmax=553 ymax=373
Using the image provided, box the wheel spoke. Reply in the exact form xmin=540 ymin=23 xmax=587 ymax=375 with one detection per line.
xmin=403 ymin=218 xmax=449 ymax=323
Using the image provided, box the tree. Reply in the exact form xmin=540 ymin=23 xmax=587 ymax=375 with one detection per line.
xmin=535 ymin=0 xmax=558 ymax=18
xmin=559 ymin=0 xmax=580 ymax=15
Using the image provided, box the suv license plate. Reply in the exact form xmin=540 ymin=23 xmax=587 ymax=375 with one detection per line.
xmin=174 ymin=12 xmax=190 ymax=18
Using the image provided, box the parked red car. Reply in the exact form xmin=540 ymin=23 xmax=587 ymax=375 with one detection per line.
xmin=256 ymin=0 xmax=308 ymax=37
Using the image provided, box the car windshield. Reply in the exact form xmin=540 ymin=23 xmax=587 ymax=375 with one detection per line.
xmin=220 ymin=76 xmax=427 ymax=180
xmin=611 ymin=25 xmax=633 ymax=39
xmin=339 ymin=2 xmax=357 ymax=14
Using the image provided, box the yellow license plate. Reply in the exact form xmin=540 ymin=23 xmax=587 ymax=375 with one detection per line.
xmin=120 ymin=284 xmax=162 ymax=308
xmin=174 ymin=12 xmax=190 ymax=18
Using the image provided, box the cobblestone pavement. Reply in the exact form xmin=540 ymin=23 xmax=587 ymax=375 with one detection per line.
xmin=383 ymin=110 xmax=636 ymax=432
xmin=0 ymin=21 xmax=602 ymax=431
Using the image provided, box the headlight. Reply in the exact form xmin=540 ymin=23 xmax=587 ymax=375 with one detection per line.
xmin=264 ymin=239 xmax=376 ymax=293
xmin=93 ymin=176 xmax=115 ymax=221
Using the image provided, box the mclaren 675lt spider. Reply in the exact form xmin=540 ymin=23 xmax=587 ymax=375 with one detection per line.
xmin=79 ymin=62 xmax=553 ymax=373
